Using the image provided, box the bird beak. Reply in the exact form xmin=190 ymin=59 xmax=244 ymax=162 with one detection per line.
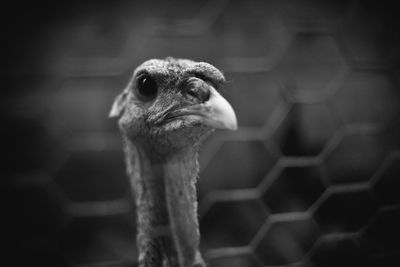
xmin=200 ymin=86 xmax=238 ymax=131
xmin=174 ymin=86 xmax=238 ymax=131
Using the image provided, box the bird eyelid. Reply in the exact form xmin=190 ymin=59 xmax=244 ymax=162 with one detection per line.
xmin=187 ymin=64 xmax=225 ymax=90
xmin=133 ymin=70 xmax=166 ymax=88
xmin=134 ymin=70 xmax=151 ymax=81
xmin=187 ymin=72 xmax=224 ymax=91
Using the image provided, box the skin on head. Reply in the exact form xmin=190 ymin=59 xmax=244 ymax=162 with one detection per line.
xmin=110 ymin=57 xmax=237 ymax=267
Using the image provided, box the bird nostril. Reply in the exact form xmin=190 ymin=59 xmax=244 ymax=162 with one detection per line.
xmin=185 ymin=78 xmax=211 ymax=103
xmin=187 ymin=86 xmax=210 ymax=103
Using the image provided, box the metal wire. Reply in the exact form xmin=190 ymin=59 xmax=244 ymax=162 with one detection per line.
xmin=3 ymin=0 xmax=400 ymax=266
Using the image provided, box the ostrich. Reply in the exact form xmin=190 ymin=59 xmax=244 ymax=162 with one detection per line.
xmin=110 ymin=57 xmax=237 ymax=267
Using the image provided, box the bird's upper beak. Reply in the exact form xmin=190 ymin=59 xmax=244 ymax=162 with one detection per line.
xmin=167 ymin=83 xmax=238 ymax=131
xmin=194 ymin=86 xmax=238 ymax=131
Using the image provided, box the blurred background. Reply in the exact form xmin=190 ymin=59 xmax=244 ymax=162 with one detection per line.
xmin=2 ymin=0 xmax=400 ymax=266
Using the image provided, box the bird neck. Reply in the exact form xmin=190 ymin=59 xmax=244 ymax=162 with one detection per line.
xmin=124 ymin=137 xmax=201 ymax=267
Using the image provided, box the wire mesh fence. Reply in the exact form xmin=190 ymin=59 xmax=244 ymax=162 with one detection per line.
xmin=2 ymin=0 xmax=400 ymax=266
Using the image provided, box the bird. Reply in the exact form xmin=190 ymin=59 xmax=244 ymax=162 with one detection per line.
xmin=110 ymin=57 xmax=237 ymax=267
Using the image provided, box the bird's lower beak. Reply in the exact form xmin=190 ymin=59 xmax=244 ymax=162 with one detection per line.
xmin=173 ymin=86 xmax=238 ymax=131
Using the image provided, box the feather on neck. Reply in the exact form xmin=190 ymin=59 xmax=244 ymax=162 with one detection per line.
xmin=124 ymin=136 xmax=203 ymax=267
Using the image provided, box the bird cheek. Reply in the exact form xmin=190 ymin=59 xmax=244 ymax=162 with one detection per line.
xmin=118 ymin=109 xmax=143 ymax=138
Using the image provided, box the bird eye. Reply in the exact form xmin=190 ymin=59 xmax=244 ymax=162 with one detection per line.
xmin=135 ymin=74 xmax=158 ymax=101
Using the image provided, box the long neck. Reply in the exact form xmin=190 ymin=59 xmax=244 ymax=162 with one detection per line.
xmin=124 ymin=137 xmax=201 ymax=267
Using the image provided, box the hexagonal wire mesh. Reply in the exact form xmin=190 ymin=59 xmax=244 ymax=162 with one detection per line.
xmin=2 ymin=0 xmax=400 ymax=266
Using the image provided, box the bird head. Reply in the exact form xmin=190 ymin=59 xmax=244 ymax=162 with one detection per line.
xmin=110 ymin=58 xmax=237 ymax=266
xmin=110 ymin=57 xmax=237 ymax=156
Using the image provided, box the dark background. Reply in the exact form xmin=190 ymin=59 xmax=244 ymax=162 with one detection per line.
xmin=2 ymin=0 xmax=400 ymax=266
